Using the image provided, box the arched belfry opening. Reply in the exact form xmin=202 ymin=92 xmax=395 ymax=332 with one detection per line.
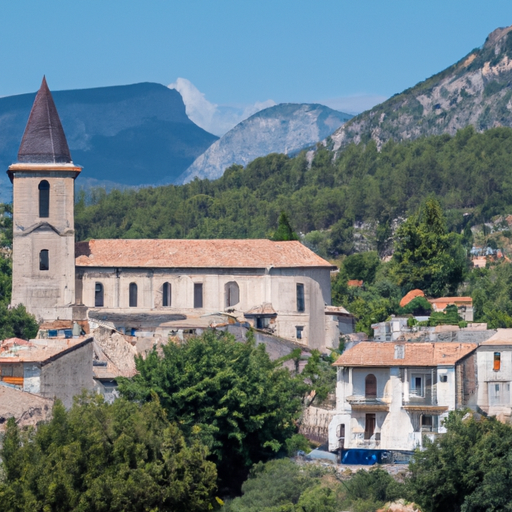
xmin=38 ymin=180 xmax=50 ymax=217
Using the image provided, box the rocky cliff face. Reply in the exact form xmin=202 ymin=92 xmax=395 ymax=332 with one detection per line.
xmin=330 ymin=25 xmax=512 ymax=152
xmin=178 ymin=103 xmax=351 ymax=183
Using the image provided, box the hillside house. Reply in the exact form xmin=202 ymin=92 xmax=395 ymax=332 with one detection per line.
xmin=328 ymin=342 xmax=478 ymax=453
xmin=476 ymin=329 xmax=512 ymax=421
xmin=0 ymin=336 xmax=93 ymax=408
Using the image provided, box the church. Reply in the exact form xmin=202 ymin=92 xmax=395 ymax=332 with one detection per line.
xmin=8 ymin=78 xmax=345 ymax=350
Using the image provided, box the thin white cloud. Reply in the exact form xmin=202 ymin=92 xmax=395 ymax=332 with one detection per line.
xmin=168 ymin=78 xmax=275 ymax=136
xmin=321 ymin=94 xmax=388 ymax=115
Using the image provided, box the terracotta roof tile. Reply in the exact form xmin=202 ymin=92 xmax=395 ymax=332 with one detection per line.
xmin=244 ymin=303 xmax=277 ymax=316
xmin=75 ymin=239 xmax=335 ymax=269
xmin=333 ymin=342 xmax=477 ymax=367
xmin=0 ymin=337 xmax=92 ymax=363
xmin=325 ymin=305 xmax=353 ymax=316
xmin=480 ymin=329 xmax=512 ymax=346
xmin=400 ymin=289 xmax=425 ymax=308
xmin=428 ymin=297 xmax=472 ymax=304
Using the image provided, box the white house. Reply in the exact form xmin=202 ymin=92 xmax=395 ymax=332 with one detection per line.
xmin=328 ymin=341 xmax=478 ymax=453
xmin=476 ymin=329 xmax=512 ymax=421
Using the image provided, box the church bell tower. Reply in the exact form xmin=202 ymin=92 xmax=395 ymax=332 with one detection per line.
xmin=8 ymin=77 xmax=81 ymax=321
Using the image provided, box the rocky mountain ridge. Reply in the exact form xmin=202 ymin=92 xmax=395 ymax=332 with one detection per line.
xmin=330 ymin=25 xmax=512 ymax=152
xmin=178 ymin=103 xmax=352 ymax=183
xmin=0 ymin=82 xmax=218 ymax=200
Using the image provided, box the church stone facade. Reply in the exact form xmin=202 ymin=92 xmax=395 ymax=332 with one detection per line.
xmin=9 ymin=79 xmax=340 ymax=350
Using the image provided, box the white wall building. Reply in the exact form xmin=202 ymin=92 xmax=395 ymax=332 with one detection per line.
xmin=328 ymin=342 xmax=478 ymax=453
xmin=476 ymin=329 xmax=512 ymax=421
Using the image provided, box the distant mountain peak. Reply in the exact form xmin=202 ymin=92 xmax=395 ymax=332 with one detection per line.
xmin=329 ymin=24 xmax=512 ymax=152
xmin=178 ymin=102 xmax=352 ymax=184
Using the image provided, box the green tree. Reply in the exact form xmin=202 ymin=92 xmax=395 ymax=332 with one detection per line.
xmin=0 ymin=396 xmax=217 ymax=512
xmin=272 ymin=211 xmax=299 ymax=241
xmin=343 ymin=251 xmax=381 ymax=285
xmin=390 ymin=198 xmax=467 ymax=296
xmin=407 ymin=410 xmax=512 ymax=512
xmin=118 ymin=330 xmax=308 ymax=491
xmin=224 ymin=459 xmax=342 ymax=512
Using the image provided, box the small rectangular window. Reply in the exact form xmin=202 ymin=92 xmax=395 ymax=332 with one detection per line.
xmin=256 ymin=317 xmax=270 ymax=329
xmin=296 ymin=283 xmax=305 ymax=312
xmin=440 ymin=375 xmax=448 ymax=383
xmin=296 ymin=326 xmax=304 ymax=339
xmin=494 ymin=352 xmax=501 ymax=371
xmin=162 ymin=282 xmax=171 ymax=307
xmin=194 ymin=283 xmax=203 ymax=308
xmin=411 ymin=375 xmax=424 ymax=397
xmin=364 ymin=413 xmax=376 ymax=440
xmin=39 ymin=249 xmax=49 ymax=271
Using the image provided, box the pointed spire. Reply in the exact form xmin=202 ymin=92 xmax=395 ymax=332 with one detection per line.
xmin=17 ymin=77 xmax=72 ymax=164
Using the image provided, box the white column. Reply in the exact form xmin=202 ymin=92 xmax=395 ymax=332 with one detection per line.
xmin=403 ymin=368 xmax=409 ymax=403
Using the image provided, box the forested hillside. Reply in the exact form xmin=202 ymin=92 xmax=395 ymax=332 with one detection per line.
xmin=76 ymin=126 xmax=512 ymax=257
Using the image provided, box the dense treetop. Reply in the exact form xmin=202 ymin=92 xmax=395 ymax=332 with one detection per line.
xmin=75 ymin=126 xmax=512 ymax=258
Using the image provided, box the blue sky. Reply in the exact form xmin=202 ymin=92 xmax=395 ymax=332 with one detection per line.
xmin=2 ymin=1 xmax=512 ymax=129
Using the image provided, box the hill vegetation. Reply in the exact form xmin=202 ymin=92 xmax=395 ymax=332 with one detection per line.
xmin=76 ymin=125 xmax=512 ymax=252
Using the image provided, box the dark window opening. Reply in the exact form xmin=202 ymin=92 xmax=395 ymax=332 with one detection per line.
xmin=162 ymin=282 xmax=171 ymax=307
xmin=364 ymin=414 xmax=376 ymax=440
xmin=95 ymin=282 xmax=104 ymax=307
xmin=296 ymin=283 xmax=305 ymax=312
xmin=194 ymin=283 xmax=203 ymax=308
xmin=494 ymin=352 xmax=501 ymax=371
xmin=365 ymin=374 xmax=377 ymax=398
xmin=440 ymin=375 xmax=448 ymax=383
xmin=336 ymin=423 xmax=345 ymax=438
xmin=39 ymin=249 xmax=49 ymax=271
xmin=225 ymin=281 xmax=240 ymax=308
xmin=296 ymin=326 xmax=304 ymax=339
xmin=38 ymin=180 xmax=50 ymax=218
xmin=256 ymin=317 xmax=270 ymax=329
xmin=129 ymin=283 xmax=137 ymax=308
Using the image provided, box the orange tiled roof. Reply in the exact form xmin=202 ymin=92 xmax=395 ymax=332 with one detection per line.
xmin=333 ymin=342 xmax=477 ymax=367
xmin=480 ymin=329 xmax=512 ymax=346
xmin=0 ymin=337 xmax=92 ymax=364
xmin=400 ymin=289 xmax=425 ymax=308
xmin=75 ymin=239 xmax=335 ymax=269
xmin=347 ymin=279 xmax=363 ymax=287
xmin=428 ymin=297 xmax=472 ymax=305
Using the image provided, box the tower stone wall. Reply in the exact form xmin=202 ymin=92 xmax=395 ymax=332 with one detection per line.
xmin=8 ymin=78 xmax=81 ymax=321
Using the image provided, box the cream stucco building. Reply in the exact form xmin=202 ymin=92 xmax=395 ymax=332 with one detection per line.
xmin=328 ymin=341 xmax=478 ymax=453
xmin=9 ymin=78 xmax=342 ymax=350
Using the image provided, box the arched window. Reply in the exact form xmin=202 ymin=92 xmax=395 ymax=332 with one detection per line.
xmin=129 ymin=283 xmax=137 ymax=307
xmin=162 ymin=282 xmax=171 ymax=307
xmin=95 ymin=282 xmax=104 ymax=307
xmin=224 ymin=281 xmax=240 ymax=308
xmin=38 ymin=180 xmax=50 ymax=218
xmin=39 ymin=249 xmax=49 ymax=271
xmin=365 ymin=374 xmax=377 ymax=398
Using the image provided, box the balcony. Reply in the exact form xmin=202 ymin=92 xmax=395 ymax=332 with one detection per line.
xmin=346 ymin=396 xmax=389 ymax=412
